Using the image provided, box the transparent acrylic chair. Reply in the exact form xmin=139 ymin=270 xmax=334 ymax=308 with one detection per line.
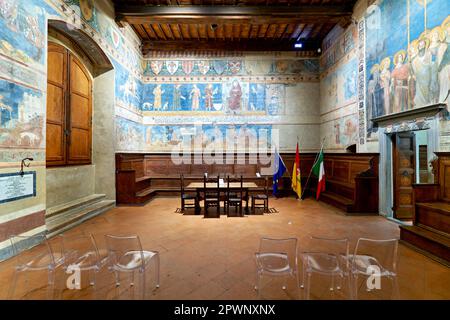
xmin=104 ymin=235 xmax=160 ymax=299
xmin=348 ymin=238 xmax=399 ymax=300
xmin=7 ymin=233 xmax=64 ymax=300
xmin=300 ymin=236 xmax=349 ymax=300
xmin=254 ymin=237 xmax=299 ymax=299
xmin=58 ymin=233 xmax=109 ymax=298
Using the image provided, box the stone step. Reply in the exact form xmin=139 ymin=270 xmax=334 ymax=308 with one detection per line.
xmin=46 ymin=200 xmax=115 ymax=238
xmin=46 ymin=194 xmax=106 ymax=218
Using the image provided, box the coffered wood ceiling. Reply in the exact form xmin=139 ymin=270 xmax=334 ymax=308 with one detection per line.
xmin=112 ymin=0 xmax=356 ymax=55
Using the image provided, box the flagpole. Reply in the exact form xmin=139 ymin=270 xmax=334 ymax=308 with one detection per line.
xmin=300 ymin=138 xmax=325 ymax=200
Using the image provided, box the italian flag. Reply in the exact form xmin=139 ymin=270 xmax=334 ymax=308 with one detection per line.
xmin=291 ymin=142 xmax=302 ymax=199
xmin=312 ymin=148 xmax=325 ymax=200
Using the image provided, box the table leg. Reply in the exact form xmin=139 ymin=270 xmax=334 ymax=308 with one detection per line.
xmin=195 ymin=189 xmax=201 ymax=214
xmin=245 ymin=189 xmax=249 ymax=214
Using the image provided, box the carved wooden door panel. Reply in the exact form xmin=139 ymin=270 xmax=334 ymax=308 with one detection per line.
xmin=393 ymin=132 xmax=416 ymax=220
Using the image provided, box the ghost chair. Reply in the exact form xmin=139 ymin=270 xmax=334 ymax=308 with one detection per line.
xmin=300 ymin=236 xmax=350 ymax=300
xmin=58 ymin=233 xmax=109 ymax=299
xmin=254 ymin=237 xmax=300 ymax=299
xmin=104 ymin=234 xmax=159 ymax=299
xmin=347 ymin=238 xmax=399 ymax=300
xmin=7 ymin=233 xmax=64 ymax=300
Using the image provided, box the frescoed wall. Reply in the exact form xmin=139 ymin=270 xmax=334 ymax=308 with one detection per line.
xmin=118 ymin=54 xmax=322 ymax=153
xmin=0 ymin=0 xmax=143 ymax=260
xmin=364 ymin=0 xmax=450 ymax=142
xmin=319 ymin=24 xmax=359 ymax=151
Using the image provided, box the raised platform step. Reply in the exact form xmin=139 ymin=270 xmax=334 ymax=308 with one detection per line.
xmin=415 ymin=202 xmax=450 ymax=235
xmin=46 ymin=199 xmax=115 ymax=238
xmin=320 ymin=191 xmax=354 ymax=213
xmin=400 ymin=225 xmax=450 ymax=267
xmin=46 ymin=194 xmax=106 ymax=218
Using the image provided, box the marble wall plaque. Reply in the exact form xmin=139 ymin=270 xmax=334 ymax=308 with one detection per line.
xmin=0 ymin=172 xmax=36 ymax=204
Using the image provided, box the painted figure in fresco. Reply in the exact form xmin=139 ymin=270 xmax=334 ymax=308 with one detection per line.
xmin=152 ymin=84 xmax=164 ymax=110
xmin=412 ymin=36 xmax=433 ymax=107
xmin=250 ymin=84 xmax=265 ymax=111
xmin=366 ymin=64 xmax=383 ymax=136
xmin=204 ymin=84 xmax=216 ymax=110
xmin=0 ymin=95 xmax=12 ymax=127
xmin=228 ymin=80 xmax=242 ymax=111
xmin=173 ymin=84 xmax=185 ymax=110
xmin=390 ymin=50 xmax=409 ymax=113
xmin=408 ymin=40 xmax=419 ymax=108
xmin=25 ymin=16 xmax=44 ymax=49
xmin=439 ymin=18 xmax=450 ymax=104
xmin=267 ymin=88 xmax=281 ymax=115
xmin=344 ymin=119 xmax=357 ymax=144
xmin=428 ymin=27 xmax=447 ymax=103
xmin=380 ymin=57 xmax=391 ymax=114
xmin=0 ymin=0 xmax=19 ymax=32
xmin=190 ymin=84 xmax=201 ymax=110
xmin=334 ymin=123 xmax=341 ymax=145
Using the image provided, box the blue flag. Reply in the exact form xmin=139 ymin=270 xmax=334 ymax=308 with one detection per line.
xmin=273 ymin=150 xmax=286 ymax=196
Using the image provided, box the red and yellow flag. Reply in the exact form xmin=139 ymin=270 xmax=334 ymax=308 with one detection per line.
xmin=291 ymin=142 xmax=302 ymax=199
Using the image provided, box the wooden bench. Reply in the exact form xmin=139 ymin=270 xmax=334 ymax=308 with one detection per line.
xmin=115 ymin=153 xmax=279 ymax=205
xmin=400 ymin=152 xmax=450 ymax=266
xmin=115 ymin=153 xmax=380 ymax=214
xmin=317 ymin=154 xmax=379 ymax=214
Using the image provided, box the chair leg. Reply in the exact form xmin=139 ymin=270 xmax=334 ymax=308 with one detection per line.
xmin=154 ymin=253 xmax=160 ymax=289
xmin=140 ymin=269 xmax=146 ymax=300
xmin=255 ymin=272 xmax=262 ymax=299
xmin=8 ymin=270 xmax=19 ymax=299
xmin=305 ymin=273 xmax=312 ymax=300
xmin=391 ymin=276 xmax=399 ymax=300
xmin=47 ymin=269 xmax=56 ymax=300
xmin=295 ymin=272 xmax=301 ymax=300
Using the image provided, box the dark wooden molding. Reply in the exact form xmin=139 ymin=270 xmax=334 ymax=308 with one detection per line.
xmin=142 ymin=39 xmax=321 ymax=53
xmin=371 ymin=103 xmax=447 ymax=126
xmin=115 ymin=5 xmax=353 ymax=25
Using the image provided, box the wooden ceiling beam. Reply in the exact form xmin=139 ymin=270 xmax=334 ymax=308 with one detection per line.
xmin=141 ymin=39 xmax=321 ymax=53
xmin=115 ymin=5 xmax=353 ymax=25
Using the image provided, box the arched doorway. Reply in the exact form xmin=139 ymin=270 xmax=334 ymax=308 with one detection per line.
xmin=45 ymin=20 xmax=115 ymax=237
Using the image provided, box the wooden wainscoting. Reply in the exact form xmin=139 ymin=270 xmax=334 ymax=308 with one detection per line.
xmin=400 ymin=152 xmax=450 ymax=266
xmin=115 ymin=152 xmax=379 ymax=216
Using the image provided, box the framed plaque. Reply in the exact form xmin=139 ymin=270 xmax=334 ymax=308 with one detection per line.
xmin=0 ymin=171 xmax=36 ymax=204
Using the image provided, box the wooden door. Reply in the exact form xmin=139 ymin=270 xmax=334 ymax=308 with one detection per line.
xmin=46 ymin=42 xmax=92 ymax=166
xmin=392 ymin=132 xmax=416 ymax=220
xmin=67 ymin=55 xmax=92 ymax=164
xmin=46 ymin=43 xmax=67 ymax=166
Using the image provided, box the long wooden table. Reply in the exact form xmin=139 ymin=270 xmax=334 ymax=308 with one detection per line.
xmin=186 ymin=182 xmax=258 ymax=214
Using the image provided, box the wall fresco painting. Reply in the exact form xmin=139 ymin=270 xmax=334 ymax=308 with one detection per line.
xmin=0 ymin=80 xmax=44 ymax=148
xmin=143 ymin=58 xmax=320 ymax=77
xmin=137 ymin=123 xmax=273 ymax=153
xmin=141 ymin=83 xmax=222 ymax=112
xmin=0 ymin=0 xmax=48 ymax=68
xmin=365 ymin=0 xmax=450 ymax=138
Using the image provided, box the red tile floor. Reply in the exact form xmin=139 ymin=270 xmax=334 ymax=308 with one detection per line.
xmin=0 ymin=197 xmax=448 ymax=300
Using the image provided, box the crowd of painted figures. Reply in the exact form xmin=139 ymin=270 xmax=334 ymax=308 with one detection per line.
xmin=367 ymin=17 xmax=450 ymax=136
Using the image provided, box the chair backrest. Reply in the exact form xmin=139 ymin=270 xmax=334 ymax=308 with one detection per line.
xmin=263 ymin=176 xmax=269 ymax=196
xmin=60 ymin=233 xmax=101 ymax=268
xmin=307 ymin=236 xmax=349 ymax=269
xmin=258 ymin=237 xmax=298 ymax=270
xmin=204 ymin=174 xmax=219 ymax=198
xmin=353 ymin=238 xmax=398 ymax=274
xmin=104 ymin=234 xmax=145 ymax=270
xmin=227 ymin=175 xmax=243 ymax=199
xmin=9 ymin=233 xmax=56 ymax=269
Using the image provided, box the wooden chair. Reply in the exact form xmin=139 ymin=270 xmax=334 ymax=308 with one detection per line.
xmin=225 ymin=175 xmax=244 ymax=217
xmin=203 ymin=174 xmax=220 ymax=218
xmin=251 ymin=176 xmax=269 ymax=214
xmin=180 ymin=174 xmax=198 ymax=214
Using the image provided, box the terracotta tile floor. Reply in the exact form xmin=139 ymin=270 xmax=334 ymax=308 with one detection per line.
xmin=0 ymin=197 xmax=449 ymax=300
